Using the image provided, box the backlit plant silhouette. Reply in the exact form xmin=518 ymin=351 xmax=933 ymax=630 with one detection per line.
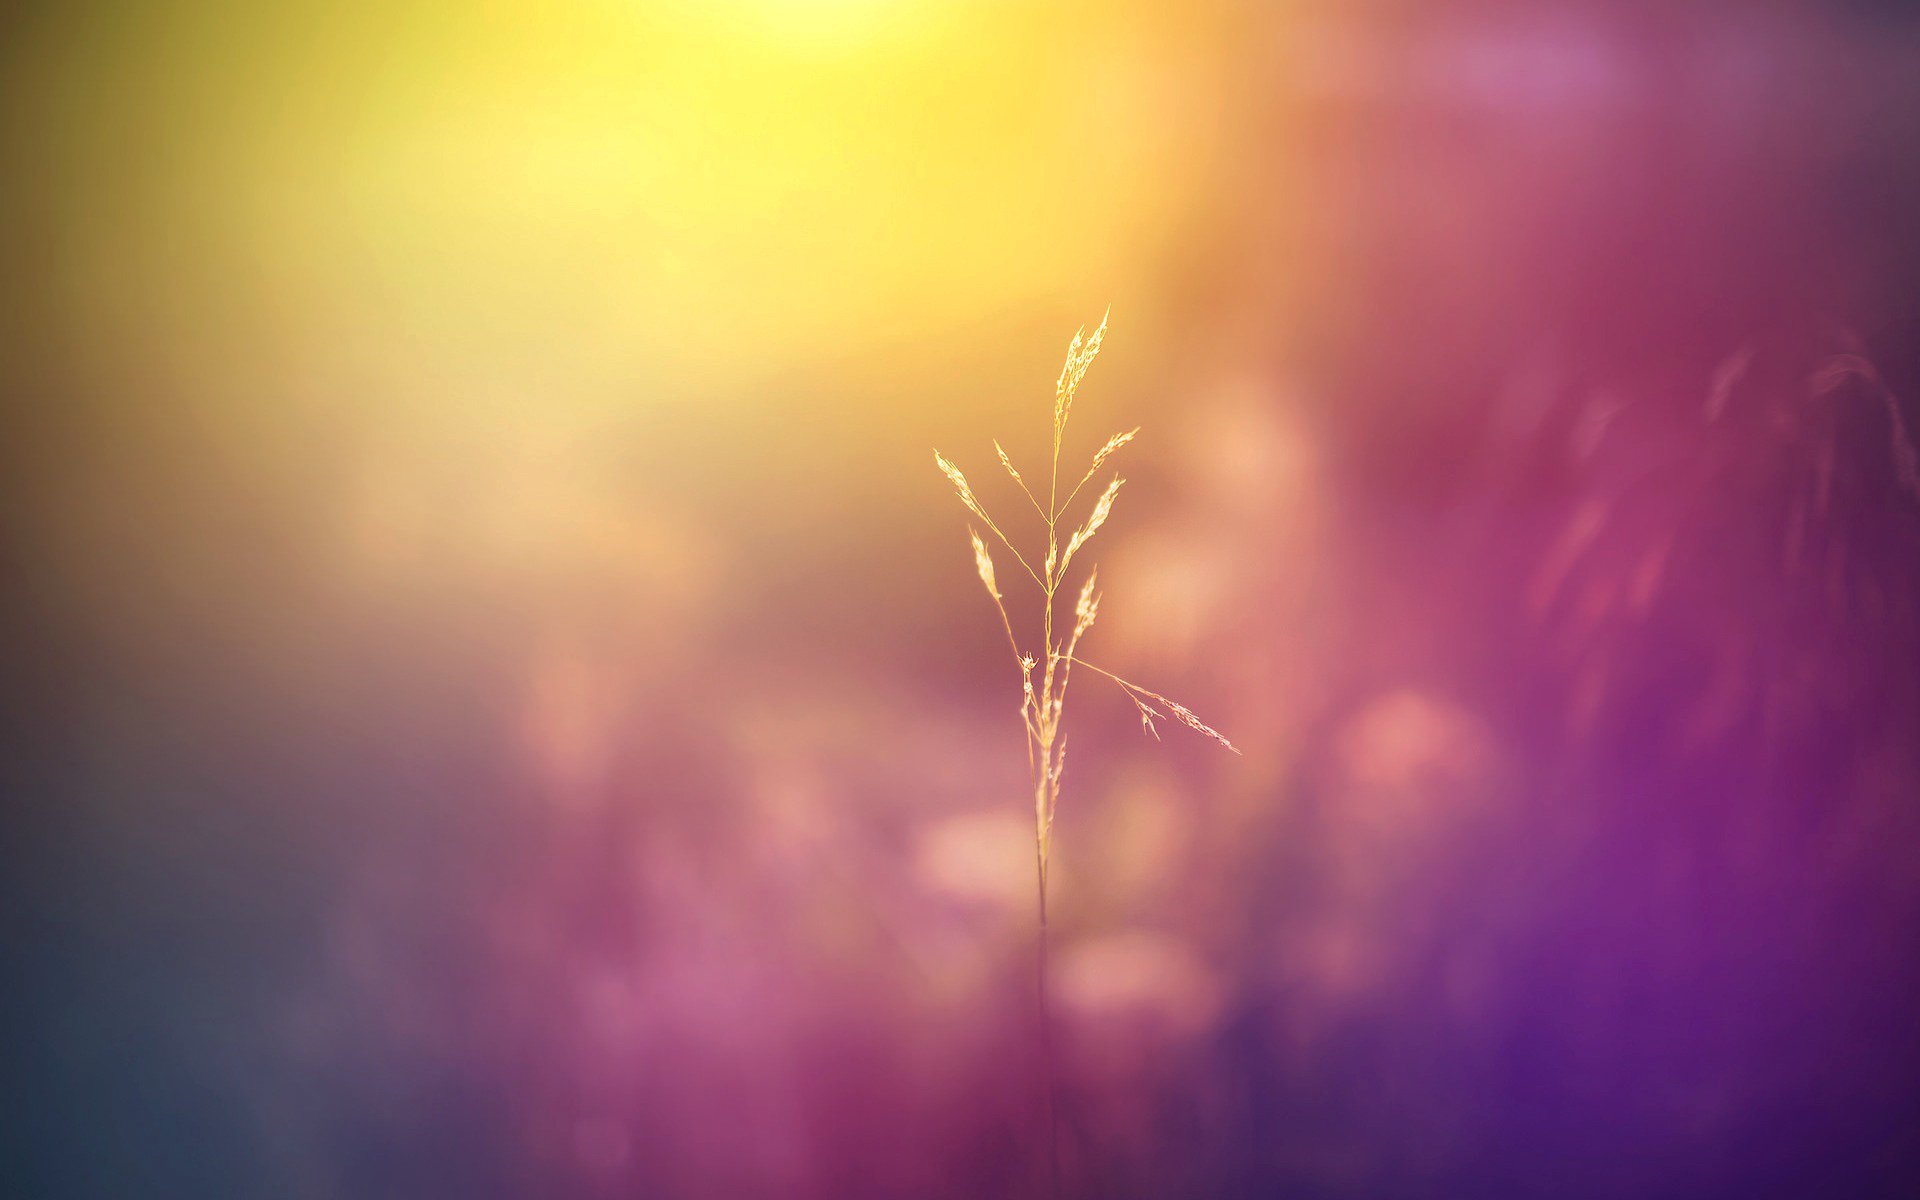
xmin=933 ymin=312 xmax=1237 ymax=1189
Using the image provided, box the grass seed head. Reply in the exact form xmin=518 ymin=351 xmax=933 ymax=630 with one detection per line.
xmin=1089 ymin=427 xmax=1139 ymax=475
xmin=1163 ymin=699 xmax=1240 ymax=755
xmin=969 ymin=527 xmax=1000 ymax=600
xmin=934 ymin=450 xmax=988 ymax=523
xmin=1059 ymin=475 xmax=1123 ymax=580
xmin=1072 ymin=570 xmax=1100 ymax=640
xmin=1054 ymin=308 xmax=1110 ymax=434
xmin=994 ymin=439 xmax=1027 ymax=490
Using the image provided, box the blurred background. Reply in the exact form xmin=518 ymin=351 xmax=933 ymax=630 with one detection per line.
xmin=6 ymin=1 xmax=1920 ymax=1196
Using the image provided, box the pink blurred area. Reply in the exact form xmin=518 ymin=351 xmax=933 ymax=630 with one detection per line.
xmin=7 ymin=2 xmax=1920 ymax=1197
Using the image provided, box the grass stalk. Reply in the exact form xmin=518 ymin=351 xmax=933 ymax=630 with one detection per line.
xmin=933 ymin=313 xmax=1238 ymax=1194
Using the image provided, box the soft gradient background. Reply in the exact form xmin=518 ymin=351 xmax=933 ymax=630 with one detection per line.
xmin=7 ymin=1 xmax=1920 ymax=1196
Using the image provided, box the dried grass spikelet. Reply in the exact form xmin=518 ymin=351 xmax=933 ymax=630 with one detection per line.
xmin=1057 ymin=475 xmax=1123 ymax=580
xmin=1053 ymin=308 xmax=1110 ymax=433
xmin=995 ymin=439 xmax=1028 ymax=490
xmin=1088 ymin=427 xmax=1139 ymax=476
xmin=1060 ymin=428 xmax=1140 ymax=509
xmin=935 ymin=450 xmax=986 ymax=522
xmin=1161 ymin=699 xmax=1239 ymax=754
xmin=1071 ymin=570 xmax=1100 ymax=642
xmin=970 ymin=527 xmax=1000 ymax=600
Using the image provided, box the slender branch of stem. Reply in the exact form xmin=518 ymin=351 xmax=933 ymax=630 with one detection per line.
xmin=978 ymin=512 xmax=1045 ymax=588
xmin=1062 ymin=655 xmax=1131 ymax=690
xmin=1059 ymin=465 xmax=1099 ymax=514
xmin=1013 ymin=478 xmax=1050 ymax=523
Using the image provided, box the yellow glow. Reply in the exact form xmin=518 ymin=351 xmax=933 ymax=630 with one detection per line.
xmin=30 ymin=1 xmax=1251 ymax=426
xmin=685 ymin=0 xmax=941 ymax=50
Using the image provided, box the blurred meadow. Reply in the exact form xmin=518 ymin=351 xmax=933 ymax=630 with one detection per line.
xmin=7 ymin=1 xmax=1920 ymax=1196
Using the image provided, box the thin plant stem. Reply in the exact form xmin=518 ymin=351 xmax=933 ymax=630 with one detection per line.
xmin=1036 ymin=841 xmax=1059 ymax=1198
